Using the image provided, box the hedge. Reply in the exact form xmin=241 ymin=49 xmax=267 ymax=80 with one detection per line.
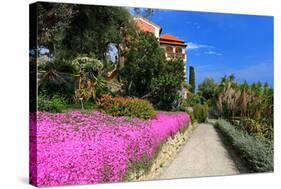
xmin=215 ymin=119 xmax=273 ymax=172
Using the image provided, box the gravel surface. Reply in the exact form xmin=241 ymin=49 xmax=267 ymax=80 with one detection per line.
xmin=158 ymin=123 xmax=247 ymax=179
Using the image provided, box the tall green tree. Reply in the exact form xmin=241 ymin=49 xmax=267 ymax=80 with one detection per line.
xmin=120 ymin=31 xmax=166 ymax=97
xmin=37 ymin=2 xmax=135 ymax=61
xmin=198 ymin=77 xmax=217 ymax=100
xmin=120 ymin=31 xmax=185 ymax=110
xmin=61 ymin=5 xmax=134 ymax=60
xmin=189 ymin=66 xmax=195 ymax=93
xmin=37 ymin=2 xmax=74 ymax=55
xmin=150 ymin=58 xmax=185 ymax=110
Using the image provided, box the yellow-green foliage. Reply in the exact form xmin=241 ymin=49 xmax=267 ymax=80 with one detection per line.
xmin=193 ymin=104 xmax=208 ymax=123
xmin=240 ymin=117 xmax=273 ymax=142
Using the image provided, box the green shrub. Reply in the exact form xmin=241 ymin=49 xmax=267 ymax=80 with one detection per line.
xmin=198 ymin=77 xmax=217 ymax=101
xmin=239 ymin=117 xmax=273 ymax=142
xmin=98 ymin=94 xmax=156 ymax=119
xmin=55 ymin=60 xmax=76 ymax=74
xmin=38 ymin=62 xmax=75 ymax=103
xmin=95 ymin=85 xmax=116 ymax=99
xmin=150 ymin=73 xmax=182 ymax=110
xmin=193 ymin=104 xmax=208 ymax=123
xmin=38 ymin=95 xmax=66 ymax=113
xmin=184 ymin=93 xmax=202 ymax=107
xmin=178 ymin=103 xmax=196 ymax=124
xmin=215 ymin=119 xmax=273 ymax=172
xmin=187 ymin=111 xmax=196 ymax=124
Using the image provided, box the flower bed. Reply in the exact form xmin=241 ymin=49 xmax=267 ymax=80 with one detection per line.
xmin=30 ymin=111 xmax=190 ymax=187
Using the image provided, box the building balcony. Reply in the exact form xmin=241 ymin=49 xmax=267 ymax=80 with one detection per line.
xmin=166 ymin=52 xmax=186 ymax=60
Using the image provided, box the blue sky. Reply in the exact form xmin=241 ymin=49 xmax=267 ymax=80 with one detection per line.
xmin=148 ymin=9 xmax=274 ymax=86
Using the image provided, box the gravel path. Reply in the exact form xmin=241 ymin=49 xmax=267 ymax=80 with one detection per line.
xmin=159 ymin=123 xmax=247 ymax=179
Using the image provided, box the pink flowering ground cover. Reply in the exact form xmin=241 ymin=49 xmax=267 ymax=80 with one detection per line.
xmin=30 ymin=111 xmax=190 ymax=187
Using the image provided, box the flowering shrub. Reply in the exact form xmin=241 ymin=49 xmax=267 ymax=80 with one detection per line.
xmin=98 ymin=94 xmax=156 ymax=119
xmin=30 ymin=111 xmax=190 ymax=186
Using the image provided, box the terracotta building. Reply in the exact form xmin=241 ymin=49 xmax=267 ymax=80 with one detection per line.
xmin=134 ymin=16 xmax=162 ymax=39
xmin=134 ymin=16 xmax=188 ymax=82
xmin=106 ymin=16 xmax=188 ymax=98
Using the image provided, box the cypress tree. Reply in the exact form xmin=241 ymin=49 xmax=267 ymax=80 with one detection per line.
xmin=189 ymin=66 xmax=195 ymax=93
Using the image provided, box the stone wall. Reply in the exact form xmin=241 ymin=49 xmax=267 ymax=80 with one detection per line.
xmin=128 ymin=123 xmax=197 ymax=181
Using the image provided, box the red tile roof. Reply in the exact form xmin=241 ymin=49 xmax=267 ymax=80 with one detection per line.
xmin=160 ymin=34 xmax=185 ymax=43
xmin=160 ymin=40 xmax=187 ymax=47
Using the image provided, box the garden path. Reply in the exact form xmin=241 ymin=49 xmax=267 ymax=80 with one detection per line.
xmin=158 ymin=122 xmax=247 ymax=179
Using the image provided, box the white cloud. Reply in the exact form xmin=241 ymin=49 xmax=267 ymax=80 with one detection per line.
xmin=205 ymin=50 xmax=223 ymax=56
xmin=186 ymin=42 xmax=214 ymax=50
xmin=186 ymin=42 xmax=223 ymax=56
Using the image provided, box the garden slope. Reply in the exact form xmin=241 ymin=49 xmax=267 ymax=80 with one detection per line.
xmin=30 ymin=111 xmax=190 ymax=187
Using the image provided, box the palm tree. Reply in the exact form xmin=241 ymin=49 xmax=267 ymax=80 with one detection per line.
xmin=39 ymin=62 xmax=75 ymax=92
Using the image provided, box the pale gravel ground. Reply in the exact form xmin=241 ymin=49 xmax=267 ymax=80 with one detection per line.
xmin=158 ymin=123 xmax=247 ymax=179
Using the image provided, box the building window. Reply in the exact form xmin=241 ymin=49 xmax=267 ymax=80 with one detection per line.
xmin=166 ymin=46 xmax=173 ymax=54
xmin=175 ymin=47 xmax=182 ymax=54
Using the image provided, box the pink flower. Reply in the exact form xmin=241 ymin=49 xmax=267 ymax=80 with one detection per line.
xmin=30 ymin=111 xmax=190 ymax=186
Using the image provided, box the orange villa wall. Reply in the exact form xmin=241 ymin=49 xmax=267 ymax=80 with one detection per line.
xmin=135 ymin=19 xmax=156 ymax=34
